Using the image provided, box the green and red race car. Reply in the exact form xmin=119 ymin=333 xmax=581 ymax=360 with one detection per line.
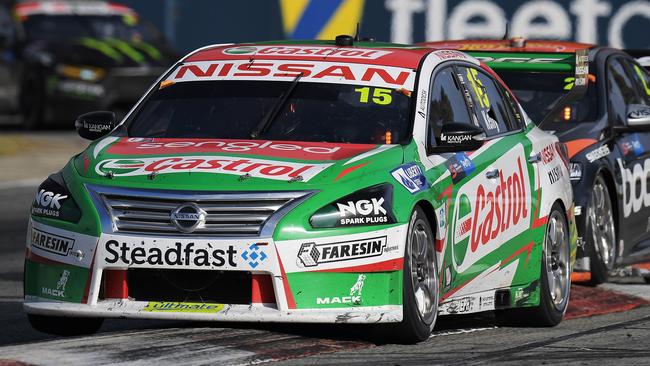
xmin=420 ymin=39 xmax=650 ymax=285
xmin=24 ymin=38 xmax=576 ymax=343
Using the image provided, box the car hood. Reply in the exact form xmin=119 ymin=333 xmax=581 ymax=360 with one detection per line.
xmin=73 ymin=137 xmax=405 ymax=191
xmin=25 ymin=37 xmax=177 ymax=69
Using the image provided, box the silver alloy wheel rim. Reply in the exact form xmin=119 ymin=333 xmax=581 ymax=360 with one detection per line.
xmin=409 ymin=217 xmax=438 ymax=324
xmin=545 ymin=210 xmax=570 ymax=311
xmin=587 ymin=176 xmax=616 ymax=270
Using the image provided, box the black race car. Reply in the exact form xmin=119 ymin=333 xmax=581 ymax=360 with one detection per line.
xmin=0 ymin=0 xmax=177 ymax=128
xmin=421 ymin=39 xmax=650 ymax=285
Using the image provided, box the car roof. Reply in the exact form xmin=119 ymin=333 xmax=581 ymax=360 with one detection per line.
xmin=184 ymin=40 xmax=437 ymax=70
xmin=420 ymin=39 xmax=595 ymax=54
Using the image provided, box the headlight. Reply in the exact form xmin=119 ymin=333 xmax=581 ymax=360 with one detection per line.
xmin=310 ymin=184 xmax=396 ymax=228
xmin=31 ymin=173 xmax=81 ymax=222
xmin=569 ymin=162 xmax=582 ymax=181
xmin=56 ymin=64 xmax=106 ymax=82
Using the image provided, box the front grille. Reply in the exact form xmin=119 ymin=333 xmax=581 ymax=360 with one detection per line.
xmin=126 ymin=268 xmax=252 ymax=304
xmin=87 ymin=185 xmax=311 ymax=237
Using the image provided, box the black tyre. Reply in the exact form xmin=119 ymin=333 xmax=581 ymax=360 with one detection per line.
xmin=644 ymin=276 xmax=650 ymax=284
xmin=379 ymin=207 xmax=439 ymax=343
xmin=20 ymin=71 xmax=45 ymax=130
xmin=585 ymin=174 xmax=617 ymax=286
xmin=497 ymin=203 xmax=570 ymax=326
xmin=27 ymin=314 xmax=103 ymax=336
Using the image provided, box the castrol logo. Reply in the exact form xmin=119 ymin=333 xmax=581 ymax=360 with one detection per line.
xmin=451 ymin=145 xmax=531 ymax=273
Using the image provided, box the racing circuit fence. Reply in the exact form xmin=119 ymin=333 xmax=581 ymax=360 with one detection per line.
xmin=123 ymin=0 xmax=650 ymax=52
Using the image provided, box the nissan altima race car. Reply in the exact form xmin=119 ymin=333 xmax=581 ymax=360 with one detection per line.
xmin=0 ymin=0 xmax=176 ymax=129
xmin=24 ymin=38 xmax=576 ymax=343
xmin=421 ymin=39 xmax=650 ymax=285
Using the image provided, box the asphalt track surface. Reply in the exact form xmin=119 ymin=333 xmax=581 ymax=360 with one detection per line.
xmin=1 ymin=184 xmax=649 ymax=365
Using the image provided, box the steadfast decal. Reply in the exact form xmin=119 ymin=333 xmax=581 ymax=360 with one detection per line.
xmin=297 ymin=236 xmax=387 ymax=267
xmin=451 ymin=145 xmax=530 ymax=273
xmin=166 ymin=60 xmax=416 ymax=90
xmin=96 ymin=156 xmax=332 ymax=181
xmin=223 ymin=45 xmax=391 ymax=59
xmin=107 ymin=138 xmax=376 ymax=160
xmin=104 ymin=240 xmax=238 ymax=268
xmin=617 ymin=158 xmax=650 ymax=217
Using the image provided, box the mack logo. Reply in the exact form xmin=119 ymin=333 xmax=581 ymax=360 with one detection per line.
xmin=34 ymin=189 xmax=67 ymax=209
xmin=42 ymin=269 xmax=70 ymax=298
xmin=297 ymin=236 xmax=387 ymax=267
xmin=617 ymin=158 xmax=650 ymax=217
xmin=317 ymin=296 xmax=361 ymax=305
xmin=31 ymin=228 xmax=74 ymax=256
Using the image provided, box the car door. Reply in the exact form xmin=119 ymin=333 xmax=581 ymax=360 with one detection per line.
xmin=454 ymin=64 xmax=536 ymax=290
xmin=612 ymin=57 xmax=650 ymax=259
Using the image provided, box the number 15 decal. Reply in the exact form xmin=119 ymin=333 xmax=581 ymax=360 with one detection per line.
xmin=355 ymin=87 xmax=393 ymax=105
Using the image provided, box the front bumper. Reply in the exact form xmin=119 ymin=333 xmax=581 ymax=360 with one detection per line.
xmin=24 ymin=219 xmax=408 ymax=323
xmin=24 ymin=297 xmax=402 ymax=324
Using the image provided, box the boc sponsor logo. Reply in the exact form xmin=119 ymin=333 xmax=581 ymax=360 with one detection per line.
xmin=451 ymin=146 xmax=530 ymax=272
xmin=391 ymin=163 xmax=428 ymax=194
xmin=617 ymin=158 xmax=650 ymax=217
xmin=297 ymin=237 xmax=387 ymax=268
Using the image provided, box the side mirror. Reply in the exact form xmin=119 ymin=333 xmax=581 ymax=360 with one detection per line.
xmin=626 ymin=104 xmax=650 ymax=132
xmin=432 ymin=122 xmax=486 ymax=152
xmin=75 ymin=111 xmax=116 ymax=140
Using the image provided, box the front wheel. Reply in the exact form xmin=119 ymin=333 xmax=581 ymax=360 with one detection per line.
xmin=585 ymin=174 xmax=617 ymax=285
xmin=27 ymin=314 xmax=104 ymax=336
xmin=497 ymin=203 xmax=571 ymax=326
xmin=380 ymin=207 xmax=439 ymax=343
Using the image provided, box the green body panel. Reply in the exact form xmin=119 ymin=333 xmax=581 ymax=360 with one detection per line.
xmin=468 ymin=52 xmax=574 ymax=72
xmin=24 ymin=260 xmax=89 ymax=303
xmin=288 ymin=271 xmax=402 ymax=309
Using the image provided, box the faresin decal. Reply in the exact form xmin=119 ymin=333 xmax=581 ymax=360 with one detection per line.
xmin=165 ymin=60 xmax=416 ymax=90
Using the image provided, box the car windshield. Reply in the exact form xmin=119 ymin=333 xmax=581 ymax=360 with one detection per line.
xmin=125 ymin=81 xmax=412 ymax=144
xmin=22 ymin=15 xmax=160 ymax=43
xmin=497 ymin=71 xmax=599 ymax=124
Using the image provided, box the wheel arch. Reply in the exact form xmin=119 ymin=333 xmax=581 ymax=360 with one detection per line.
xmin=414 ymin=200 xmax=437 ymax=235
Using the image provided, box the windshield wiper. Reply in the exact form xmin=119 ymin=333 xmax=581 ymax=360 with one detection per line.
xmin=250 ymin=73 xmax=302 ymax=138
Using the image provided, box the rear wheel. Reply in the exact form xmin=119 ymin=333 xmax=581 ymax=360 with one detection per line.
xmin=27 ymin=314 xmax=104 ymax=336
xmin=381 ymin=207 xmax=439 ymax=343
xmin=498 ymin=203 xmax=570 ymax=326
xmin=585 ymin=174 xmax=616 ymax=285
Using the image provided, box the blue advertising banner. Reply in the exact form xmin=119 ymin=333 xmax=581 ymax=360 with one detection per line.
xmin=123 ymin=0 xmax=650 ymax=52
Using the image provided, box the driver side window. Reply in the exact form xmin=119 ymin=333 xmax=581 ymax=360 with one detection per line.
xmin=427 ymin=66 xmax=472 ymax=149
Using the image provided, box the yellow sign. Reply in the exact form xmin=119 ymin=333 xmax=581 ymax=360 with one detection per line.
xmin=143 ymin=302 xmax=224 ymax=313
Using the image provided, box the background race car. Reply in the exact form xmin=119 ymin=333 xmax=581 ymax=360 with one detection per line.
xmin=0 ymin=0 xmax=177 ymax=129
xmin=24 ymin=39 xmax=576 ymax=343
xmin=420 ymin=39 xmax=650 ymax=285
